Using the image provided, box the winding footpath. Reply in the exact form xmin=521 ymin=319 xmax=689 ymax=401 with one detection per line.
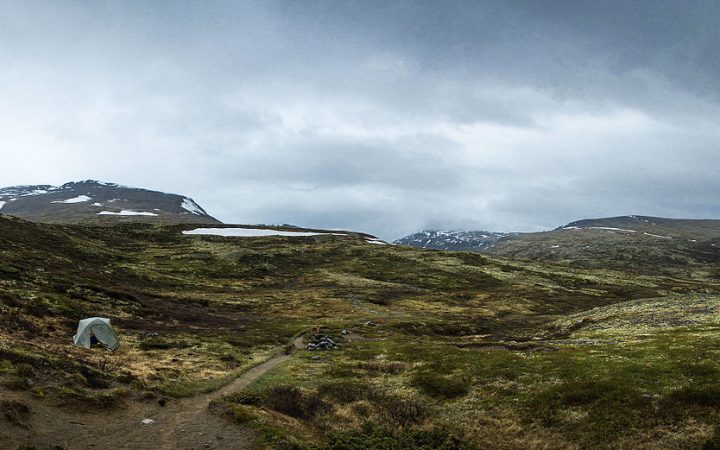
xmin=2 ymin=336 xmax=305 ymax=449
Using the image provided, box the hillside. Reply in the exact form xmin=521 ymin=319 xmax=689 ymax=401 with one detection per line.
xmin=2 ymin=216 xmax=720 ymax=448
xmin=487 ymin=215 xmax=720 ymax=278
xmin=558 ymin=215 xmax=720 ymax=238
xmin=0 ymin=180 xmax=220 ymax=225
xmin=396 ymin=216 xmax=720 ymax=279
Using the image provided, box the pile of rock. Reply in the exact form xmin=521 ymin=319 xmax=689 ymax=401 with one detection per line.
xmin=306 ymin=334 xmax=337 ymax=351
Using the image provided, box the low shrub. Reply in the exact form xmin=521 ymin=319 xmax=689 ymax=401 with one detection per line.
xmin=219 ymin=353 xmax=240 ymax=367
xmin=0 ymin=264 xmax=20 ymax=275
xmin=14 ymin=363 xmax=36 ymax=377
xmin=376 ymin=395 xmax=427 ymax=427
xmin=0 ymin=292 xmax=21 ymax=307
xmin=323 ymin=364 xmax=360 ymax=378
xmin=79 ymin=366 xmax=111 ymax=389
xmin=139 ymin=338 xmax=190 ymax=350
xmin=210 ymin=401 xmax=256 ymax=424
xmin=355 ymin=361 xmax=407 ymax=375
xmin=57 ymin=387 xmax=130 ymax=408
xmin=703 ymin=424 xmax=720 ymax=450
xmin=260 ymin=385 xmax=330 ymax=421
xmin=667 ymin=385 xmax=720 ymax=408
xmin=411 ymin=372 xmax=470 ymax=399
xmin=219 ymin=390 xmax=262 ymax=406
xmin=221 ymin=384 xmax=331 ymax=422
xmin=0 ymin=360 xmax=13 ymax=374
xmin=22 ymin=298 xmax=50 ymax=317
xmin=227 ymin=404 xmax=256 ymax=423
xmin=3 ymin=376 xmax=31 ymax=390
xmin=327 ymin=422 xmax=463 ymax=450
xmin=528 ymin=379 xmax=653 ymax=445
xmin=320 ymin=380 xmax=377 ymax=404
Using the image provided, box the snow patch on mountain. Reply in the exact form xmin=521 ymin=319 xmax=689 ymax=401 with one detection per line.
xmin=98 ymin=210 xmax=158 ymax=216
xmin=183 ymin=227 xmax=346 ymax=238
xmin=181 ymin=198 xmax=205 ymax=215
xmin=644 ymin=232 xmax=673 ymax=239
xmin=183 ymin=227 xmax=386 ymax=244
xmin=52 ymin=195 xmax=92 ymax=204
xmin=560 ymin=225 xmax=637 ymax=233
xmin=589 ymin=227 xmax=636 ymax=232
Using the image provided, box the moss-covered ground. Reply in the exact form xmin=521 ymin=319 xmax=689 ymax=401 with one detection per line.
xmin=1 ymin=215 xmax=720 ymax=448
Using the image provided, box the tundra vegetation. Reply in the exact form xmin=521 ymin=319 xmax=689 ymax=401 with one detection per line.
xmin=1 ymin=214 xmax=720 ymax=448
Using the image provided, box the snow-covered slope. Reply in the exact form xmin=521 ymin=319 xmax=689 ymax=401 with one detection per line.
xmin=0 ymin=180 xmax=220 ymax=225
xmin=394 ymin=230 xmax=513 ymax=251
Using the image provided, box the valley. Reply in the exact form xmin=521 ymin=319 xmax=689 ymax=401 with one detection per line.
xmin=3 ymin=1 xmax=717 ymax=448
xmin=2 ymin=211 xmax=720 ymax=448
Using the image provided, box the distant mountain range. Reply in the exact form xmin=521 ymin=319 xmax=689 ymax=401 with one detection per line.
xmin=0 ymin=180 xmax=220 ymax=225
xmin=393 ymin=230 xmax=513 ymax=251
xmin=4 ymin=179 xmax=720 ymax=279
xmin=395 ymin=215 xmax=720 ymax=276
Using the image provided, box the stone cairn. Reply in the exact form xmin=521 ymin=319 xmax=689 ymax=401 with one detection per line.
xmin=306 ymin=334 xmax=337 ymax=351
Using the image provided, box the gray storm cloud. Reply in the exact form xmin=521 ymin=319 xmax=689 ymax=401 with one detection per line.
xmin=1 ymin=0 xmax=719 ymax=240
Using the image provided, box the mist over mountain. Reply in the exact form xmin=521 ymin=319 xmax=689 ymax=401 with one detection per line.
xmin=4 ymin=1 xmax=720 ymax=239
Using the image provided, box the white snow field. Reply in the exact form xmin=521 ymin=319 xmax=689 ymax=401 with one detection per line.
xmin=183 ymin=227 xmax=346 ymax=237
xmin=643 ymin=232 xmax=673 ymax=239
xmin=589 ymin=227 xmax=637 ymax=232
xmin=52 ymin=195 xmax=92 ymax=204
xmin=561 ymin=226 xmax=637 ymax=233
xmin=98 ymin=210 xmax=158 ymax=216
xmin=183 ymin=227 xmax=389 ymax=245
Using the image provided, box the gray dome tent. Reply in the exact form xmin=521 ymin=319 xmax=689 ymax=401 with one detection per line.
xmin=72 ymin=317 xmax=119 ymax=351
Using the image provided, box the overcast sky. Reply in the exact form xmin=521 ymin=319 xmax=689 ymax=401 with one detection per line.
xmin=2 ymin=0 xmax=720 ymax=239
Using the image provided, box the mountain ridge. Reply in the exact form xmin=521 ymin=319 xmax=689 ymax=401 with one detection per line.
xmin=394 ymin=229 xmax=514 ymax=251
xmin=397 ymin=215 xmax=720 ymax=249
xmin=396 ymin=215 xmax=720 ymax=277
xmin=0 ymin=180 xmax=220 ymax=225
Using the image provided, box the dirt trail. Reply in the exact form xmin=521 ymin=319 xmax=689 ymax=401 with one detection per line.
xmin=1 ymin=336 xmax=305 ymax=450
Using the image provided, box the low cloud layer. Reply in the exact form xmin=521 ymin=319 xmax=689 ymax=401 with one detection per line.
xmin=2 ymin=1 xmax=720 ymax=239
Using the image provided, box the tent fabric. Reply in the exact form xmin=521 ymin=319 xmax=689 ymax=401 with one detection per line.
xmin=73 ymin=317 xmax=119 ymax=351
